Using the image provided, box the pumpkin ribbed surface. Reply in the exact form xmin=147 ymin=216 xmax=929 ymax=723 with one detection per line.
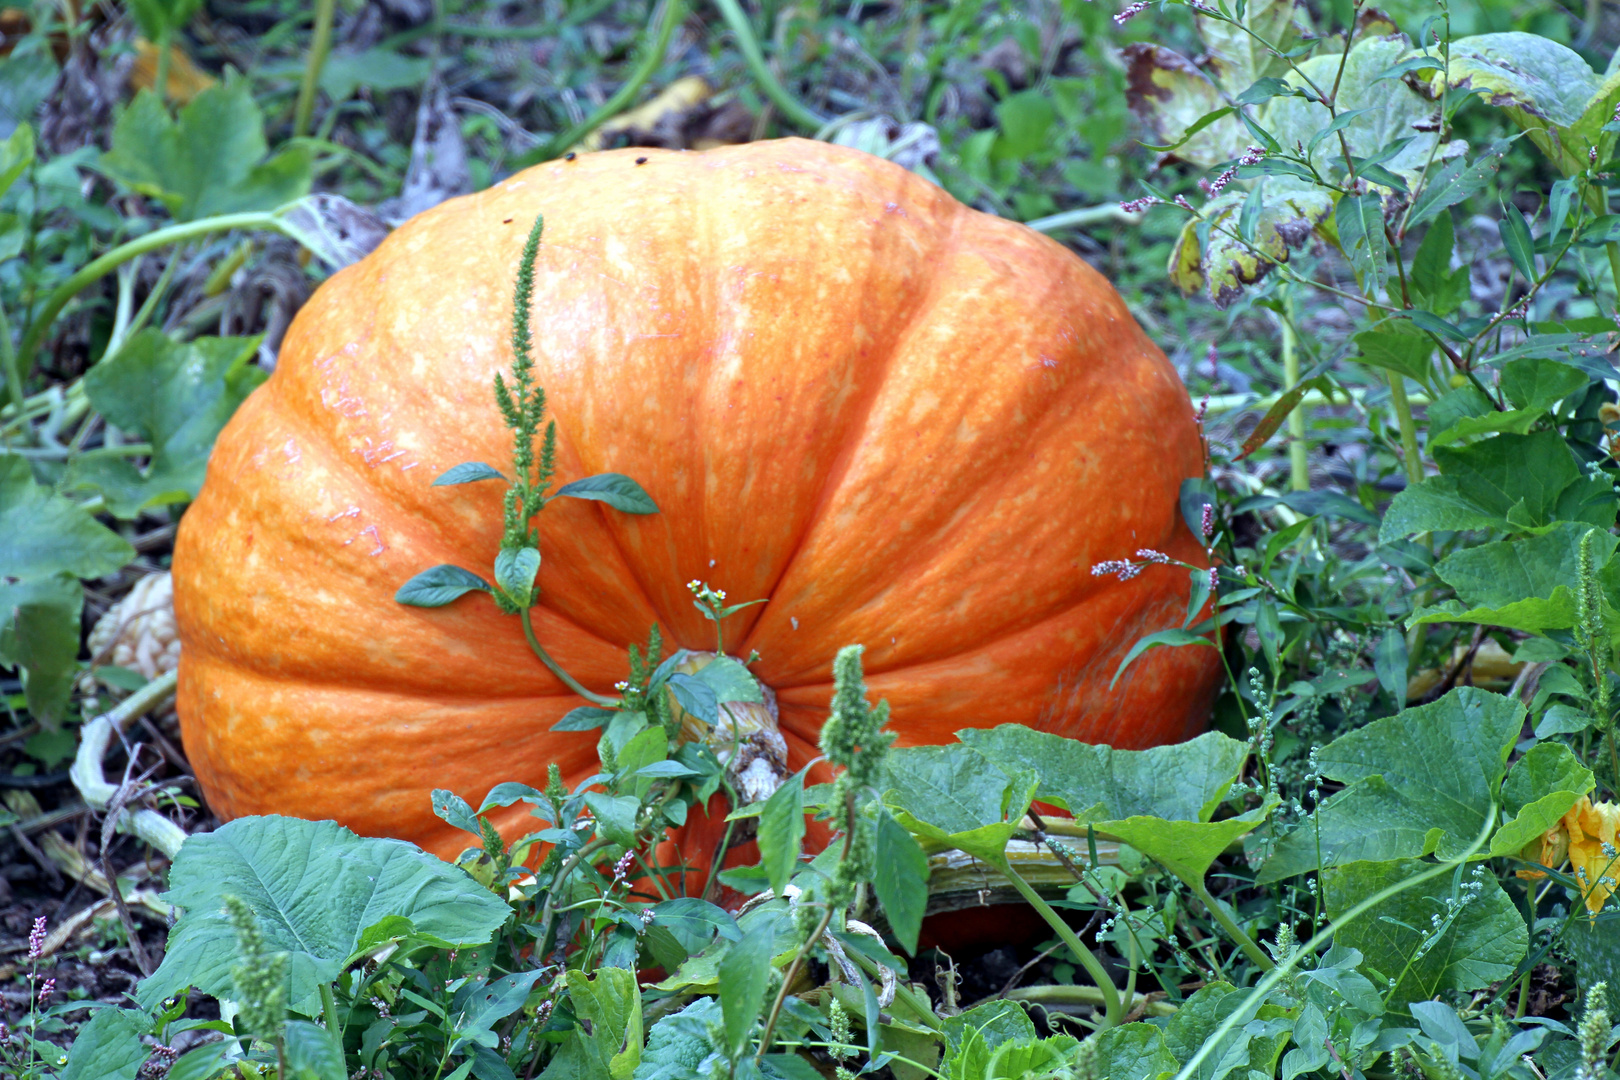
xmin=173 ymin=138 xmax=1220 ymax=859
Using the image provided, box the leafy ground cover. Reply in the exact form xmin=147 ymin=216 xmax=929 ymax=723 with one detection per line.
xmin=4 ymin=0 xmax=1620 ymax=1078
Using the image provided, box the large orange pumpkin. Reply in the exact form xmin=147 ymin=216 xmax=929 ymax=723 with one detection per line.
xmin=173 ymin=139 xmax=1220 ymax=862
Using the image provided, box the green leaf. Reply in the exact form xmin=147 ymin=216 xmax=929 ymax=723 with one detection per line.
xmin=1353 ymin=322 xmax=1432 ymax=382
xmin=1409 ymin=522 xmax=1618 ymax=636
xmin=138 ymin=816 xmax=511 ymax=1015
xmin=1336 ymin=192 xmax=1387 ymax=296
xmin=0 ymin=455 xmax=135 ymax=580
xmin=1260 ymin=688 xmax=1523 ymax=882
xmin=316 ymin=46 xmax=434 ymax=101
xmin=431 ymin=789 xmax=482 ymax=835
xmin=127 ymin=0 xmax=204 ymax=40
xmin=76 ymin=331 xmax=267 ymax=517
xmin=1196 ymin=0 xmax=1305 ymax=98
xmin=758 ymin=767 xmax=806 ymax=896
xmin=0 ymin=42 xmax=57 ymax=140
xmin=99 ymin=79 xmax=312 ymax=221
xmin=1493 ymin=742 xmax=1594 ymax=859
xmin=165 ymin=1044 xmax=231 ymax=1080
xmin=632 ymin=998 xmax=725 ymax=1080
xmin=1500 ymin=356 xmax=1589 ymax=412
xmin=1420 ymin=33 xmax=1618 ymax=177
xmin=872 ymin=807 xmax=929 ymax=956
xmin=883 ymin=743 xmax=1037 ymax=864
xmin=1499 ymin=205 xmax=1537 ymax=282
xmin=1122 ymin=45 xmax=1246 ymax=168
xmin=282 ymin=1019 xmax=347 ymax=1080
xmin=1378 ymin=475 xmax=1513 ymax=540
xmin=582 ymin=791 xmax=641 ymax=847
xmin=649 ymin=897 xmax=739 ymax=956
xmin=691 ymin=655 xmax=763 ymax=705
xmin=1323 ymin=858 xmax=1528 ymax=1007
xmin=0 ymin=575 xmax=84 ymax=728
xmin=1406 ymin=144 xmax=1509 ymax=228
xmin=958 ymin=727 xmax=1271 ymax=888
xmin=552 ymin=706 xmax=616 ymax=731
xmin=1373 ymin=629 xmax=1408 ymax=702
xmin=1090 ymin=1022 xmax=1179 ymax=1080
xmin=1164 ymin=982 xmax=1286 ymax=1080
xmin=60 ymin=1007 xmax=149 ymax=1080
xmin=494 ymin=546 xmax=541 ymax=607
xmin=434 ymin=462 xmax=506 ymax=485
xmin=1431 ymin=428 xmax=1588 ymax=528
xmin=550 ymin=473 xmax=658 ymax=514
xmin=1110 ymin=627 xmax=1217 ymax=687
xmin=396 ymin=565 xmax=492 ymax=607
xmin=994 ymin=90 xmax=1055 ymax=160
xmin=718 ymin=921 xmax=776 ymax=1055
xmin=666 ymin=673 xmax=718 ymax=725
xmin=0 ymin=121 xmax=34 ymax=200
xmin=1166 ymin=184 xmax=1333 ymax=307
xmin=1410 ymin=212 xmax=1471 ymax=315
xmin=542 ymin=969 xmax=642 ymax=1080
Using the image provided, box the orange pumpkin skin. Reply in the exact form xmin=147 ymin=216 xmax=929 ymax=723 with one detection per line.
xmin=172 ymin=138 xmax=1221 ymax=861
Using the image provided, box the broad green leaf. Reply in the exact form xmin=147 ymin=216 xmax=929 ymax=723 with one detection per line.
xmin=582 ymin=791 xmax=640 ymax=847
xmin=434 ymin=461 xmax=505 ymax=485
xmin=0 ymin=574 xmax=83 ymax=728
xmin=1373 ymin=476 xmax=1509 ymax=540
xmin=1493 ymin=742 xmax=1594 ymax=859
xmin=758 ymin=766 xmax=806 ymax=896
xmin=59 ymin=1007 xmax=149 ymax=1080
xmin=1260 ymin=688 xmax=1522 ymax=882
xmin=994 ymin=90 xmax=1055 ymax=160
xmin=1353 ymin=322 xmax=1432 ymax=382
xmin=1409 ymin=522 xmax=1618 ymax=636
xmin=1196 ymin=0 xmax=1304 ymax=97
xmin=317 ymin=46 xmax=434 ymax=101
xmin=1122 ymin=44 xmax=1246 ymax=168
xmin=872 ymin=807 xmax=929 ymax=955
xmin=718 ymin=921 xmax=776 ymax=1055
xmin=959 ymin=727 xmax=1271 ymax=887
xmin=552 ymin=706 xmax=616 ymax=731
xmin=942 ymin=999 xmax=1035 ymax=1058
xmin=1164 ymin=982 xmax=1287 ymax=1080
xmin=1373 ymin=629 xmax=1408 ymax=701
xmin=631 ymin=998 xmax=725 ymax=1080
xmin=99 ymin=78 xmax=312 ymax=220
xmin=1410 ymin=211 xmax=1470 ymax=315
xmin=282 ymin=1019 xmax=347 ymax=1080
xmin=1323 ymin=858 xmax=1528 ymax=1006
xmin=941 ymin=999 xmax=1077 ymax=1080
xmin=691 ymin=655 xmax=763 ymax=705
xmin=1500 ymin=356 xmax=1589 ymax=412
xmin=1165 ymin=183 xmax=1332 ymax=307
xmin=396 ymin=564 xmax=492 ymax=607
xmin=494 ymin=546 xmax=540 ymax=606
xmin=1431 ymin=428 xmax=1587 ymax=527
xmin=127 ymin=0 xmax=205 ymax=41
xmin=0 ymin=41 xmax=57 ymax=140
xmin=540 ymin=969 xmax=641 ymax=1080
xmin=652 ymin=903 xmax=794 ymax=995
xmin=1417 ymin=33 xmax=1620 ymax=177
xmin=0 ymin=455 xmax=135 ymax=580
xmin=550 ymin=472 xmax=658 ymax=514
xmin=138 ymin=816 xmax=511 ymax=1015
xmin=1090 ymin=1022 xmax=1179 ymax=1080
xmin=883 ymin=743 xmax=1037 ymax=864
xmin=76 ymin=332 xmax=267 ymax=517
xmin=431 ymin=789 xmax=481 ymax=835
xmin=649 ymin=897 xmax=739 ymax=956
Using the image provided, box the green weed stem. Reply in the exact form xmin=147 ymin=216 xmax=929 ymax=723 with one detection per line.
xmin=1000 ymin=861 xmax=1122 ymax=1028
xmin=1190 ymin=879 xmax=1274 ymax=972
xmin=1280 ymin=292 xmax=1308 ymax=493
xmin=710 ymin=0 xmax=825 ymax=132
xmin=293 ymin=0 xmax=338 ymax=138
xmin=0 ymin=297 xmax=21 ymax=411
xmin=16 ymin=211 xmax=283 ymax=381
xmin=1006 ymin=984 xmax=1177 ymax=1017
xmin=520 ymin=607 xmax=619 ymax=707
xmin=1169 ymin=807 xmax=1497 ymax=1080
xmin=1387 ymin=373 xmax=1423 ymax=487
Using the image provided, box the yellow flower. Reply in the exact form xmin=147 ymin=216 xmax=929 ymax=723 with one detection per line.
xmin=1564 ymin=797 xmax=1620 ymax=915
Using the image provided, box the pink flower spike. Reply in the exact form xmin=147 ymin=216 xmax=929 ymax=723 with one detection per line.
xmin=37 ymin=978 xmax=54 ymax=1006
xmin=1201 ymin=503 xmax=1214 ymax=540
xmin=1114 ymin=1 xmax=1149 ymax=23
xmin=27 ymin=916 xmax=45 ymax=961
xmin=1119 ymin=195 xmax=1160 ymax=214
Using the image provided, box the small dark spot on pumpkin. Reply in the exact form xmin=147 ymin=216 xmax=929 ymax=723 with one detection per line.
xmin=564 ymin=151 xmax=576 ymax=161
xmin=502 ymin=217 xmax=513 ymax=224
xmin=635 ymin=156 xmax=648 ymax=165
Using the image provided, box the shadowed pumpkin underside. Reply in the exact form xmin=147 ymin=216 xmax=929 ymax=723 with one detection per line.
xmin=173 ymin=138 xmax=1221 ymax=862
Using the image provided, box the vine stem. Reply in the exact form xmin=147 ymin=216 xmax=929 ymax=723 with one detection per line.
xmin=520 ymin=607 xmax=619 ymax=707
xmin=710 ymin=0 xmax=825 ymax=132
xmin=1387 ymin=373 xmax=1423 ymax=487
xmin=0 ymin=297 xmax=22 ymax=411
xmin=1006 ymin=983 xmax=1177 ymax=1017
xmin=1279 ymin=291 xmax=1308 ymax=493
xmin=15 ymin=211 xmax=284 ymax=378
xmin=999 ymin=861 xmax=1123 ymax=1028
xmin=1607 ymin=241 xmax=1620 ymax=310
xmin=1170 ymin=806 xmax=1497 ymax=1080
xmin=1189 ymin=878 xmax=1274 ymax=972
xmin=69 ymin=669 xmax=188 ymax=859
xmin=293 ymin=0 xmax=339 ymax=138
xmin=517 ymin=0 xmax=686 ymax=166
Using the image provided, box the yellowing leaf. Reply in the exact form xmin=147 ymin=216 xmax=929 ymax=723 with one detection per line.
xmin=129 ymin=37 xmax=215 ymax=105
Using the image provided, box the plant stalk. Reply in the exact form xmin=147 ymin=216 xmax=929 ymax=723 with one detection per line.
xmin=1387 ymin=372 xmax=1423 ymax=487
xmin=710 ymin=0 xmax=825 ymax=132
xmin=0 ymin=297 xmax=22 ymax=411
xmin=520 ymin=607 xmax=620 ymax=707
xmin=1280 ymin=295 xmax=1308 ymax=492
xmin=153 ymin=28 xmax=173 ymax=104
xmin=1190 ymin=879 xmax=1274 ymax=972
xmin=15 ymin=211 xmax=284 ymax=380
xmin=1000 ymin=860 xmax=1122 ymax=1028
xmin=1006 ymin=984 xmax=1177 ymax=1017
xmin=293 ymin=0 xmax=338 ymax=138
